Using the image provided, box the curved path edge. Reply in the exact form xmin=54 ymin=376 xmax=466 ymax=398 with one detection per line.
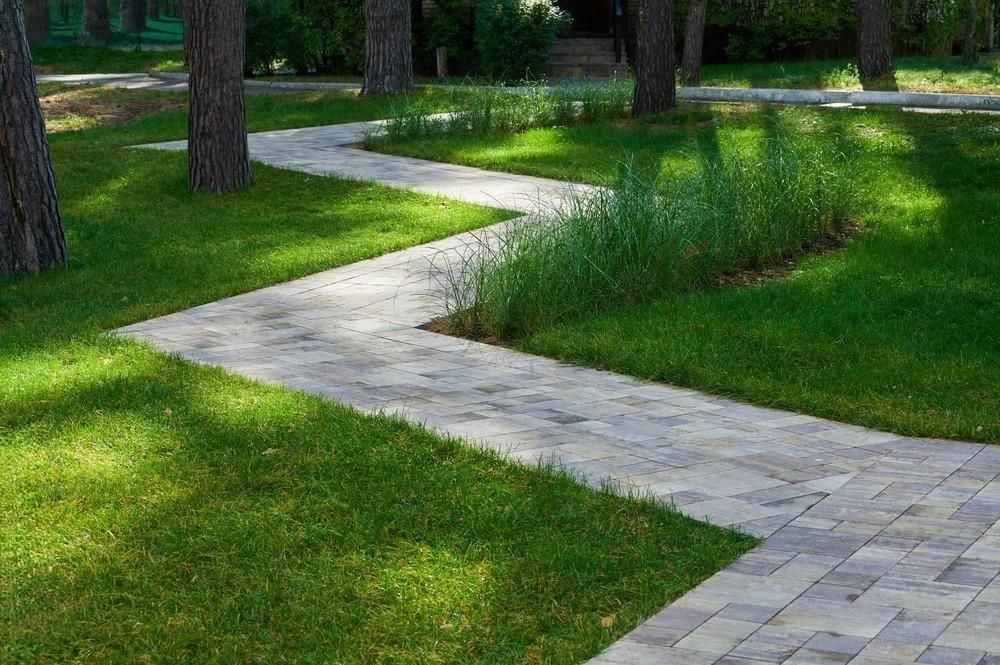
xmin=119 ymin=121 xmax=1000 ymax=665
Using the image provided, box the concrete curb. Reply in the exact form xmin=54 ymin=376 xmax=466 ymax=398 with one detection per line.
xmin=147 ymin=71 xmax=1000 ymax=111
xmin=679 ymin=85 xmax=1000 ymax=111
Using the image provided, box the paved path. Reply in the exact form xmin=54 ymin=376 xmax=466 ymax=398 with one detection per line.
xmin=121 ymin=123 xmax=1000 ymax=665
xmin=36 ymin=72 xmax=189 ymax=91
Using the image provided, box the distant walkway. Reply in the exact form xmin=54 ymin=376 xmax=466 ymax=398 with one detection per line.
xmin=35 ymin=72 xmax=188 ymax=91
xmin=120 ymin=121 xmax=1000 ymax=664
xmin=40 ymin=70 xmax=1000 ymax=112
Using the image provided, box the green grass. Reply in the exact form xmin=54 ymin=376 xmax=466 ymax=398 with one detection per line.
xmin=699 ymin=54 xmax=1000 ymax=93
xmin=32 ymin=46 xmax=185 ymax=74
xmin=372 ymin=104 xmax=1000 ymax=443
xmin=439 ymin=137 xmax=852 ymax=341
xmin=0 ymin=86 xmax=756 ymax=662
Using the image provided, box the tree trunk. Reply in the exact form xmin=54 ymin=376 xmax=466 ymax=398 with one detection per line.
xmin=147 ymin=0 xmax=159 ymax=21
xmin=632 ymin=0 xmax=676 ymax=116
xmin=361 ymin=0 xmax=414 ymax=96
xmin=120 ymin=0 xmax=147 ymax=33
xmin=963 ymin=0 xmax=980 ymax=64
xmin=0 ymin=0 xmax=69 ymax=278
xmin=83 ymin=0 xmax=111 ymax=41
xmin=23 ymin=0 xmax=49 ymax=44
xmin=680 ymin=0 xmax=707 ymax=86
xmin=184 ymin=0 xmax=251 ymax=193
xmin=856 ymin=0 xmax=894 ymax=87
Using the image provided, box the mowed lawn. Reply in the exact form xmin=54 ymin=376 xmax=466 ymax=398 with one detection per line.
xmin=698 ymin=54 xmax=1000 ymax=94
xmin=373 ymin=104 xmax=1000 ymax=443
xmin=0 ymin=87 xmax=757 ymax=663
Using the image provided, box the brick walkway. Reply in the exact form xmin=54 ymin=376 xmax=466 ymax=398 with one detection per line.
xmin=121 ymin=123 xmax=1000 ymax=665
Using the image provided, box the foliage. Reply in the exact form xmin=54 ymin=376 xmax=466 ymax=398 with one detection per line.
xmin=700 ymin=0 xmax=991 ymax=60
xmin=473 ymin=0 xmax=571 ymax=81
xmin=245 ymin=0 xmax=310 ymax=75
xmin=243 ymin=0 xmax=365 ymax=75
xmin=416 ymin=0 xmax=477 ymax=76
xmin=438 ymin=137 xmax=852 ymax=341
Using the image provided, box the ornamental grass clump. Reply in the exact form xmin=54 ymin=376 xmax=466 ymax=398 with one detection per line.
xmin=370 ymin=80 xmax=633 ymax=145
xmin=439 ymin=136 xmax=855 ymax=340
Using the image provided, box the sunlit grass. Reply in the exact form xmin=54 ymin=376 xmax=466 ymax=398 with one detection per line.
xmin=699 ymin=54 xmax=1000 ymax=93
xmin=0 ymin=85 xmax=756 ymax=662
xmin=373 ymin=104 xmax=1000 ymax=443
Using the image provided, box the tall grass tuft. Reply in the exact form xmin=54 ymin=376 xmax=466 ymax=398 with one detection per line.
xmin=439 ymin=136 xmax=855 ymax=340
xmin=366 ymin=80 xmax=634 ymax=145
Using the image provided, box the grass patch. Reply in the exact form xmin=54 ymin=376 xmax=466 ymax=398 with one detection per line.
xmin=699 ymin=54 xmax=1000 ymax=94
xmin=365 ymin=81 xmax=633 ymax=147
xmin=1 ymin=85 xmax=756 ymax=661
xmin=32 ymin=46 xmax=185 ymax=75
xmin=373 ymin=104 xmax=1000 ymax=443
xmin=440 ymin=136 xmax=852 ymax=340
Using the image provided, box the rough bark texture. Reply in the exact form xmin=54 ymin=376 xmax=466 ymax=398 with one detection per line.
xmin=23 ymin=0 xmax=48 ymax=44
xmin=856 ymin=0 xmax=894 ymax=86
xmin=184 ymin=0 xmax=250 ymax=193
xmin=0 ymin=0 xmax=69 ymax=278
xmin=361 ymin=0 xmax=414 ymax=96
xmin=83 ymin=0 xmax=111 ymax=41
xmin=680 ymin=0 xmax=707 ymax=86
xmin=120 ymin=0 xmax=147 ymax=33
xmin=963 ymin=0 xmax=980 ymax=64
xmin=632 ymin=0 xmax=676 ymax=116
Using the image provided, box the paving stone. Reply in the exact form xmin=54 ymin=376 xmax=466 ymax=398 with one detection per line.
xmin=123 ymin=121 xmax=1000 ymax=665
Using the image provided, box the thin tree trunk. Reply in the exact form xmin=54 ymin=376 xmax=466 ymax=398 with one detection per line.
xmin=963 ymin=0 xmax=980 ymax=64
xmin=147 ymin=0 xmax=159 ymax=21
xmin=680 ymin=0 xmax=707 ymax=86
xmin=632 ymin=0 xmax=676 ymax=116
xmin=120 ymin=0 xmax=147 ymax=33
xmin=361 ymin=0 xmax=414 ymax=96
xmin=184 ymin=0 xmax=250 ymax=193
xmin=23 ymin=0 xmax=48 ymax=44
xmin=0 ymin=0 xmax=68 ymax=278
xmin=83 ymin=0 xmax=111 ymax=41
xmin=856 ymin=0 xmax=894 ymax=87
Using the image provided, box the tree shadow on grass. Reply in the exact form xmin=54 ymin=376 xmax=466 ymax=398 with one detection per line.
xmin=1 ymin=339 xmax=754 ymax=663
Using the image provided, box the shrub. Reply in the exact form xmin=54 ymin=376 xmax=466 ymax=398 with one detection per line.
xmin=437 ymin=137 xmax=855 ymax=340
xmin=473 ymin=0 xmax=571 ymax=81
xmin=245 ymin=0 xmax=309 ymax=75
xmin=416 ymin=0 xmax=477 ymax=76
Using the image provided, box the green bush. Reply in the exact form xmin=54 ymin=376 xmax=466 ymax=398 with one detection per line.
xmin=245 ymin=0 xmax=309 ymax=75
xmin=438 ymin=137 xmax=855 ymax=340
xmin=417 ymin=0 xmax=477 ymax=76
xmin=473 ymin=0 xmax=571 ymax=81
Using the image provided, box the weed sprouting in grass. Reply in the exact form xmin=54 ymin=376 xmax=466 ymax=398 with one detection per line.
xmin=439 ymin=136 xmax=854 ymax=340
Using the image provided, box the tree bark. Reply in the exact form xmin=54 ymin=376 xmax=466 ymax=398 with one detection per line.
xmin=963 ymin=0 xmax=981 ymax=64
xmin=856 ymin=0 xmax=894 ymax=87
xmin=120 ymin=0 xmax=147 ymax=33
xmin=680 ymin=0 xmax=707 ymax=86
xmin=83 ymin=0 xmax=111 ymax=41
xmin=23 ymin=0 xmax=48 ymax=44
xmin=361 ymin=0 xmax=414 ymax=96
xmin=632 ymin=0 xmax=676 ymax=116
xmin=184 ymin=0 xmax=251 ymax=193
xmin=0 ymin=0 xmax=68 ymax=278
xmin=147 ymin=0 xmax=159 ymax=21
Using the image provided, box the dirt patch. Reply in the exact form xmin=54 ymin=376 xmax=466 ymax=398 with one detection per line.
xmin=711 ymin=220 xmax=859 ymax=289
xmin=39 ymin=87 xmax=184 ymax=132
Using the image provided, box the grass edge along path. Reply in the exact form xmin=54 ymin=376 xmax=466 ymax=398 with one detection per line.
xmin=0 ymin=85 xmax=757 ymax=663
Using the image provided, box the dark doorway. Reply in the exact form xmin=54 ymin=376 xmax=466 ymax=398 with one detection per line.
xmin=557 ymin=0 xmax=613 ymax=34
